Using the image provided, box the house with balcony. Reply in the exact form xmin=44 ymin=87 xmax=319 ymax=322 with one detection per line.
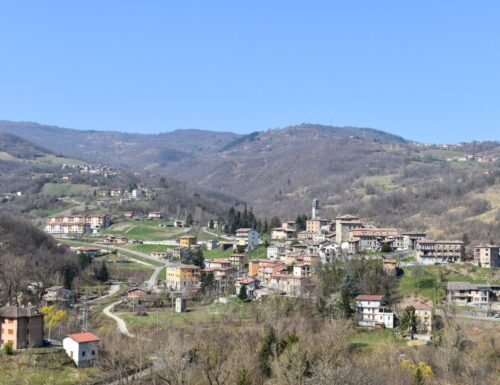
xmin=354 ymin=295 xmax=394 ymax=329
xmin=416 ymin=240 xmax=465 ymax=264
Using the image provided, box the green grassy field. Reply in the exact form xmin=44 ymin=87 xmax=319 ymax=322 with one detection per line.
xmin=203 ymin=247 xmax=235 ymax=259
xmin=124 ymin=244 xmax=174 ymax=254
xmin=42 ymin=182 xmax=92 ymax=196
xmin=0 ymin=349 xmax=99 ymax=385
xmin=350 ymin=329 xmax=406 ymax=349
xmin=245 ymin=245 xmax=267 ymax=261
xmin=398 ymin=264 xmax=499 ymax=301
xmin=98 ymin=253 xmax=156 ymax=274
xmin=101 ymin=219 xmax=184 ymax=241
xmin=118 ymin=301 xmax=253 ymax=329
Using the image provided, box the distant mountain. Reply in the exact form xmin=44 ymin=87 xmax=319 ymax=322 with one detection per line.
xmin=0 ymin=132 xmax=53 ymax=160
xmin=0 ymin=120 xmax=410 ymax=214
xmin=0 ymin=120 xmax=239 ymax=168
xmin=2 ymin=119 xmax=500 ymax=245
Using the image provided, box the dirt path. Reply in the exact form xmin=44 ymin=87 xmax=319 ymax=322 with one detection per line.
xmin=103 ymin=300 xmax=135 ymax=338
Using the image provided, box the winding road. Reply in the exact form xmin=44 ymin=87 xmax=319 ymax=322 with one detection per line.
xmin=103 ymin=299 xmax=135 ymax=337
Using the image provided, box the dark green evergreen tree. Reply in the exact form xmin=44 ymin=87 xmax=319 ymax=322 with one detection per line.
xmin=338 ymin=275 xmax=357 ymax=319
xmin=269 ymin=216 xmax=281 ymax=229
xmin=238 ymin=285 xmax=248 ymax=301
xmin=258 ymin=327 xmax=277 ymax=377
xmin=96 ymin=261 xmax=109 ymax=282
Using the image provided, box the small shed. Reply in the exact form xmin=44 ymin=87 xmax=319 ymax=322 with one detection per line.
xmin=175 ymin=297 xmax=187 ymax=313
xmin=63 ymin=332 xmax=100 ymax=367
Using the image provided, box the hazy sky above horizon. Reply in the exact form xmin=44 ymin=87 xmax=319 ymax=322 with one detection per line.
xmin=1 ymin=1 xmax=499 ymax=143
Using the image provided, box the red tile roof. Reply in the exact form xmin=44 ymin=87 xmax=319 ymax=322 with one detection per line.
xmin=67 ymin=332 xmax=100 ymax=343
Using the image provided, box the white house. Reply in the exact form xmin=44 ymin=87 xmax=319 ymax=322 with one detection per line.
xmin=235 ymin=228 xmax=259 ymax=250
xmin=354 ymin=295 xmax=394 ymax=329
xmin=148 ymin=212 xmax=163 ymax=219
xmin=63 ymin=332 xmax=100 ymax=367
xmin=235 ymin=277 xmax=259 ymax=299
xmin=271 ymin=227 xmax=296 ymax=240
xmin=205 ymin=240 xmax=219 ymax=250
xmin=267 ymin=243 xmax=287 ymax=261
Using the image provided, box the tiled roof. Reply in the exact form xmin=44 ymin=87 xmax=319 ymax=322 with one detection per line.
xmin=0 ymin=306 xmax=42 ymax=318
xmin=67 ymin=332 xmax=100 ymax=343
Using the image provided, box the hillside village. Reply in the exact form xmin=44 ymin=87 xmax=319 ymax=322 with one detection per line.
xmin=0 ymin=132 xmax=499 ymax=384
xmin=1 ymin=185 xmax=499 ymax=384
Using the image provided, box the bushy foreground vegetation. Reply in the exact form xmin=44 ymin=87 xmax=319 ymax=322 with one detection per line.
xmin=91 ymin=297 xmax=499 ymax=385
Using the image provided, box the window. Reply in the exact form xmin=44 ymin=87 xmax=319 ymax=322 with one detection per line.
xmin=82 ymin=351 xmax=86 ymax=357
xmin=92 ymin=350 xmax=95 ymax=355
xmin=8 ymin=329 xmax=13 ymax=335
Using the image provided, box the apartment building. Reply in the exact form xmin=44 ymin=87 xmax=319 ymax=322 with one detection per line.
xmin=402 ymin=232 xmax=427 ymax=250
xmin=305 ymin=218 xmax=330 ymax=234
xmin=0 ymin=306 xmax=44 ymax=349
xmin=348 ymin=228 xmax=404 ymax=252
xmin=235 ymin=228 xmax=259 ymax=250
xmin=354 ymin=295 xmax=394 ymax=329
xmin=416 ymin=240 xmax=465 ymax=264
xmin=335 ymin=215 xmax=364 ymax=244
xmin=165 ymin=264 xmax=201 ymax=292
xmin=473 ymin=245 xmax=500 ymax=268
xmin=45 ymin=213 xmax=109 ymax=234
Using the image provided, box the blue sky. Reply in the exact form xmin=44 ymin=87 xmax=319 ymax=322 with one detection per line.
xmin=0 ymin=1 xmax=499 ymax=143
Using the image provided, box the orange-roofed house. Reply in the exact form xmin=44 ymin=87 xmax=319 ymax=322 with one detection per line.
xmin=63 ymin=332 xmax=100 ymax=367
xmin=248 ymin=259 xmax=267 ymax=277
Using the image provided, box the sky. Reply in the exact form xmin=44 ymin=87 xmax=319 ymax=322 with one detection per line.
xmin=0 ymin=1 xmax=499 ymax=143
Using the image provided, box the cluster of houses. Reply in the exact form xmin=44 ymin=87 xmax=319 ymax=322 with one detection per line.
xmin=445 ymin=154 xmax=497 ymax=163
xmin=267 ymin=200 xmax=466 ymax=264
xmin=61 ymin=163 xmax=120 ymax=178
xmin=44 ymin=213 xmax=110 ymax=235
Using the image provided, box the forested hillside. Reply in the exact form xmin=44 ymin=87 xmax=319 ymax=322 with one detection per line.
xmin=0 ymin=214 xmax=77 ymax=305
xmin=2 ymin=120 xmax=500 ymax=244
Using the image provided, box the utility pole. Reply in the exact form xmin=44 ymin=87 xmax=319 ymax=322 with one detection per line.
xmin=81 ymin=289 xmax=89 ymax=332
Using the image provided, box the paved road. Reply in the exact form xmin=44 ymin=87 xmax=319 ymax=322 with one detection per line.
xmin=147 ymin=266 xmax=164 ymax=288
xmin=202 ymin=227 xmax=234 ymax=240
xmin=435 ymin=308 xmax=500 ymax=322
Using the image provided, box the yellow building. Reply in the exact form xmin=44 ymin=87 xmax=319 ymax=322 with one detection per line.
xmin=179 ymin=235 xmax=197 ymax=248
xmin=166 ymin=263 xmax=201 ymax=292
